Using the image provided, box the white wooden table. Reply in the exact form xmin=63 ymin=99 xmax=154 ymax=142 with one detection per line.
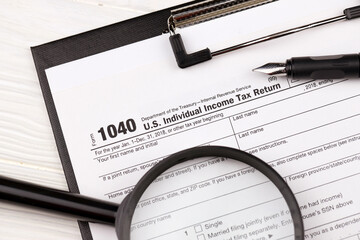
xmin=0 ymin=1 xmax=187 ymax=239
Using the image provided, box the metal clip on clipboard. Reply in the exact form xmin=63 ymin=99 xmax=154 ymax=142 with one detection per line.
xmin=168 ymin=0 xmax=360 ymax=68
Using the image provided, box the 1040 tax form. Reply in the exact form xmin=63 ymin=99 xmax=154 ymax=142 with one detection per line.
xmin=45 ymin=0 xmax=360 ymax=239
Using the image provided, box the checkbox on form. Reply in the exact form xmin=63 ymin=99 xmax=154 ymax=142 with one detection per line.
xmin=197 ymin=234 xmax=206 ymax=240
xmin=194 ymin=225 xmax=203 ymax=233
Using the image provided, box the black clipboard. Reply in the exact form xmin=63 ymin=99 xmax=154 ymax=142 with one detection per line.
xmin=31 ymin=2 xmax=200 ymax=239
xmin=31 ymin=0 xmax=284 ymax=238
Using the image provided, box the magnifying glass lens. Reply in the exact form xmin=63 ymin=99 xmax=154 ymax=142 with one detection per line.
xmin=130 ymin=157 xmax=295 ymax=240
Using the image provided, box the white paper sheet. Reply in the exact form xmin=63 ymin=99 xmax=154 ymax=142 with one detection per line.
xmin=45 ymin=0 xmax=360 ymax=239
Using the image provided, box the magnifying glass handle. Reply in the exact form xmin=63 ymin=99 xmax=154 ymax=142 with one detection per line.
xmin=0 ymin=175 xmax=118 ymax=225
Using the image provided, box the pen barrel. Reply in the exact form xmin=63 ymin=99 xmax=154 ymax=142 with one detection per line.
xmin=0 ymin=176 xmax=118 ymax=224
xmin=287 ymin=54 xmax=360 ymax=80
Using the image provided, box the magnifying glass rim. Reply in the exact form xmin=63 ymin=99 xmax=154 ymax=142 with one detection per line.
xmin=116 ymin=146 xmax=304 ymax=240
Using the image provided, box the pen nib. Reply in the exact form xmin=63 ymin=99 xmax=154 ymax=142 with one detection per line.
xmin=253 ymin=63 xmax=287 ymax=76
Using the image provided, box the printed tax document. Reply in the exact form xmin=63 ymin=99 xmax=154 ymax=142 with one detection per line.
xmin=45 ymin=0 xmax=360 ymax=239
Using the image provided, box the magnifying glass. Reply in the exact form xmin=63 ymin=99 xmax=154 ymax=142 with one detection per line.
xmin=0 ymin=146 xmax=304 ymax=240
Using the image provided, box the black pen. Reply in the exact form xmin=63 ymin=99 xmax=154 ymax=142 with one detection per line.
xmin=253 ymin=53 xmax=360 ymax=80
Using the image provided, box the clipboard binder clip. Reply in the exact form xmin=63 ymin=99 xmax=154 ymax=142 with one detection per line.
xmin=168 ymin=0 xmax=277 ymax=68
xmin=168 ymin=0 xmax=360 ymax=68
